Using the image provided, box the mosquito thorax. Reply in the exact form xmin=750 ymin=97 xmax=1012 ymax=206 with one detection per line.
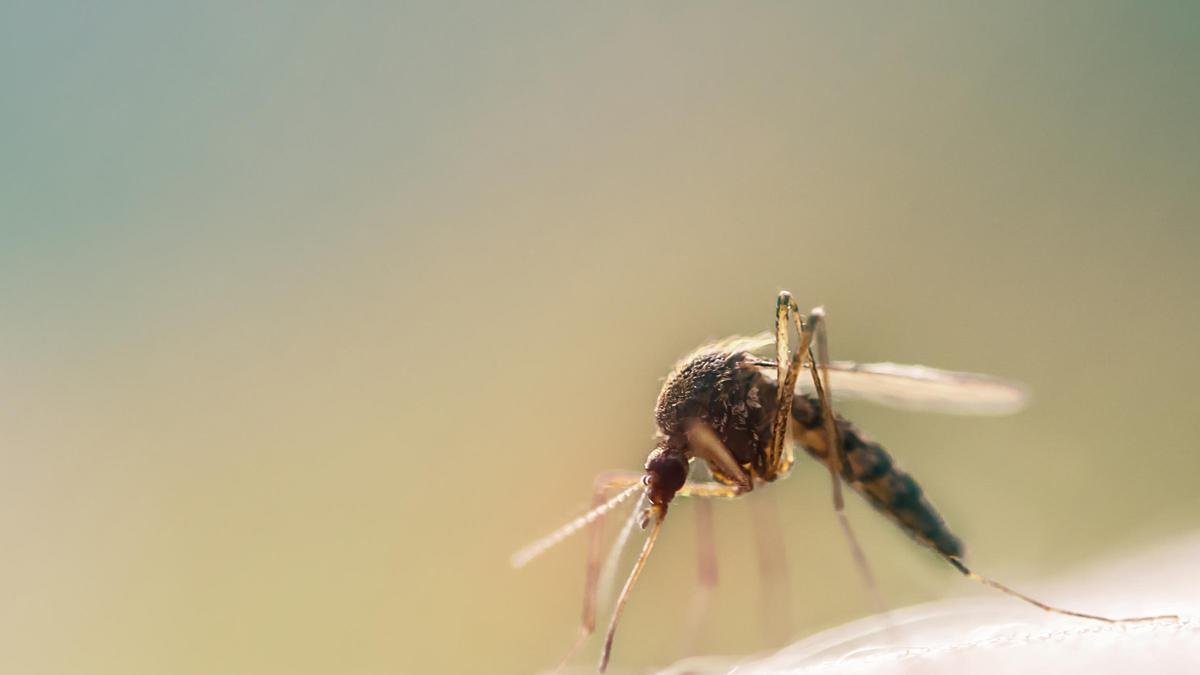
xmin=655 ymin=347 xmax=776 ymax=475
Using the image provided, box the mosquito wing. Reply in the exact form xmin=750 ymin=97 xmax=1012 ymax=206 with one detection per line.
xmin=798 ymin=361 xmax=1029 ymax=416
xmin=720 ymin=332 xmax=1028 ymax=415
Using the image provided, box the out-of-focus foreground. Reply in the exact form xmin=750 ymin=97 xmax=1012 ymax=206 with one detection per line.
xmin=2 ymin=3 xmax=1199 ymax=674
xmin=676 ymin=531 xmax=1200 ymax=675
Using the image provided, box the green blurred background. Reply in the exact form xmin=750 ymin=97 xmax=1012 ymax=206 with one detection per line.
xmin=3 ymin=3 xmax=1199 ymax=674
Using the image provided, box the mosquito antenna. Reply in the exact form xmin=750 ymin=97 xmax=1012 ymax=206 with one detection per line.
xmin=599 ymin=507 xmax=666 ymax=673
xmin=597 ymin=493 xmax=645 ymax=611
xmin=947 ymin=556 xmax=1179 ymax=623
xmin=510 ymin=483 xmax=642 ymax=569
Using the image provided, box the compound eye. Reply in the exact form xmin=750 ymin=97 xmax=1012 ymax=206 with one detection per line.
xmin=644 ymin=452 xmax=687 ymax=505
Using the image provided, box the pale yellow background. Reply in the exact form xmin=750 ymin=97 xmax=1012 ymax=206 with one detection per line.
xmin=2 ymin=3 xmax=1198 ymax=674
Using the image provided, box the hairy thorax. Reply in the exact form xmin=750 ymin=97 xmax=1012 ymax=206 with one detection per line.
xmin=653 ymin=349 xmax=778 ymax=476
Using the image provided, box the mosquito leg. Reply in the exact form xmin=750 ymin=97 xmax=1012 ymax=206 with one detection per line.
xmin=591 ymin=424 xmax=748 ymax=671
xmin=556 ymin=470 xmax=644 ymax=671
xmin=679 ymin=498 xmax=718 ymax=657
xmin=766 ymin=292 xmax=816 ymax=479
xmin=599 ymin=505 xmax=668 ymax=672
xmin=674 ymin=481 xmax=746 ymax=499
xmin=695 ymin=498 xmax=719 ymax=589
xmin=687 ymin=423 xmax=753 ymax=494
xmin=765 ymin=291 xmax=793 ymax=476
xmin=750 ymin=493 xmax=792 ymax=646
xmin=596 ymin=492 xmax=646 ymax=621
xmin=789 ymin=308 xmax=845 ymax=506
xmin=947 ymin=557 xmax=1179 ymax=623
xmin=792 ymin=308 xmax=887 ymax=613
xmin=587 ymin=479 xmax=742 ymax=668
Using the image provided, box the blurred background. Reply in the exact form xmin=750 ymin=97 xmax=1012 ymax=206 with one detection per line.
xmin=2 ymin=3 xmax=1199 ymax=674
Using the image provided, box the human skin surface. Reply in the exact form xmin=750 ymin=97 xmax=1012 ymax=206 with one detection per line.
xmin=658 ymin=533 xmax=1200 ymax=675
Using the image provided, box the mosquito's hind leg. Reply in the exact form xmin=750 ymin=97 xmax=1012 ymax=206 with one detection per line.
xmin=791 ymin=307 xmax=887 ymax=612
xmin=770 ymin=296 xmax=878 ymax=600
xmin=790 ymin=308 xmax=846 ymax=506
xmin=946 ymin=556 xmax=1179 ymax=624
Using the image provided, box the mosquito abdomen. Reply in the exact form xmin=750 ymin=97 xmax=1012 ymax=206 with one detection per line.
xmin=793 ymin=396 xmax=964 ymax=559
xmin=844 ymin=428 xmax=963 ymax=558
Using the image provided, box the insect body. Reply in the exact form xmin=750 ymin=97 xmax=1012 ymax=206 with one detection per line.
xmin=512 ymin=292 xmax=1175 ymax=672
xmin=651 ymin=341 xmax=962 ymax=559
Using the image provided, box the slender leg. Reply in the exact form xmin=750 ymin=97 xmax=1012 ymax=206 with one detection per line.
xmin=946 ymin=557 xmax=1178 ymax=623
xmin=694 ymin=498 xmax=719 ymax=588
xmin=552 ymin=472 xmax=744 ymax=672
xmin=765 ymin=292 xmax=791 ymax=477
xmin=674 ymin=481 xmax=746 ymax=499
xmin=556 ymin=471 xmax=644 ymax=671
xmin=596 ymin=493 xmax=646 ymax=621
xmin=567 ymin=419 xmax=753 ymax=671
xmin=766 ymin=292 xmax=815 ymax=479
xmin=600 ymin=506 xmax=667 ymax=672
xmin=779 ymin=299 xmax=1175 ymax=628
xmin=767 ymin=296 xmax=884 ymax=613
xmin=751 ymin=494 xmax=792 ymax=647
xmin=679 ymin=498 xmax=718 ymax=657
xmin=791 ymin=307 xmax=887 ymax=613
xmin=687 ymin=423 xmax=753 ymax=494
xmin=789 ymin=308 xmax=845 ymax=507
xmin=592 ymin=478 xmax=747 ymax=671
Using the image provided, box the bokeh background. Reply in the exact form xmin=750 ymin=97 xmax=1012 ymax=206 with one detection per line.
xmin=3 ymin=3 xmax=1199 ymax=674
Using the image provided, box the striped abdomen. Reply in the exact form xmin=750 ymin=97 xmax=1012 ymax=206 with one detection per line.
xmin=791 ymin=395 xmax=964 ymax=559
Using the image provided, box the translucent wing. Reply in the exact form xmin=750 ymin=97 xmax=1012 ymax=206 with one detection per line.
xmin=727 ymin=332 xmax=1029 ymax=416
xmin=798 ymin=361 xmax=1029 ymax=416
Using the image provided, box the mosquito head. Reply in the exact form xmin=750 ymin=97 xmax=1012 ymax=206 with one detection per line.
xmin=643 ymin=447 xmax=687 ymax=512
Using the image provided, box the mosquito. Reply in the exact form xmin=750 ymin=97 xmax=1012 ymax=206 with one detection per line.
xmin=511 ymin=291 xmax=1177 ymax=672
